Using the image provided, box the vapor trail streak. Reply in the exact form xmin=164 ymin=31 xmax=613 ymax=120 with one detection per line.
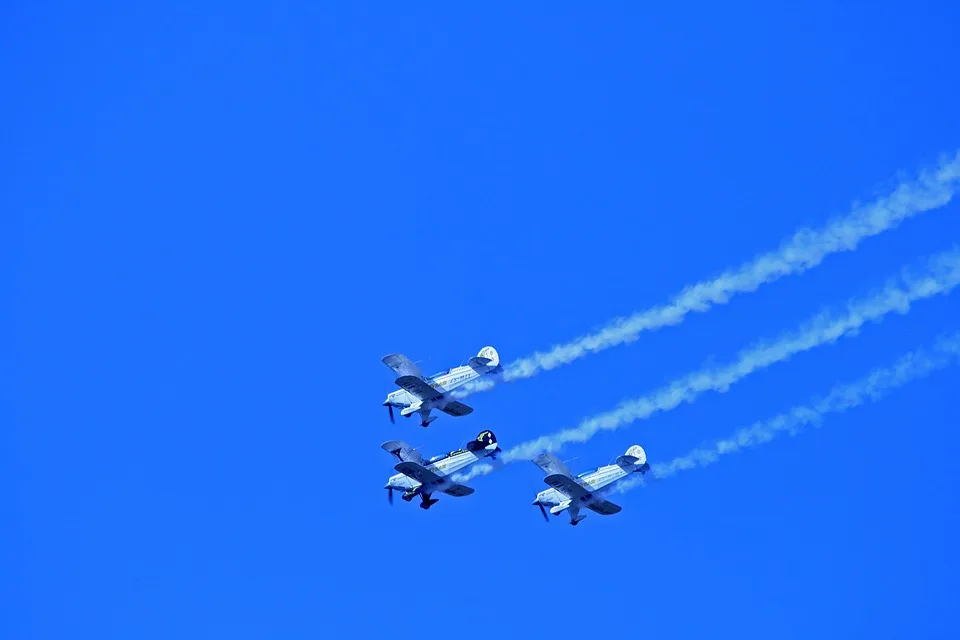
xmin=455 ymin=153 xmax=960 ymax=398
xmin=457 ymin=248 xmax=960 ymax=481
xmin=613 ymin=332 xmax=960 ymax=494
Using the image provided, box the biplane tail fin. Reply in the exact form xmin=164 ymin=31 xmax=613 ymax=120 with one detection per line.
xmin=466 ymin=430 xmax=498 ymax=452
xmin=468 ymin=346 xmax=500 ymax=370
xmin=616 ymin=445 xmax=650 ymax=473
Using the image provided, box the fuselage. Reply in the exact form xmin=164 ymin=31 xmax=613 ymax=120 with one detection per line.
xmin=386 ymin=446 xmax=495 ymax=493
xmin=384 ymin=364 xmax=484 ymax=409
xmin=535 ymin=463 xmax=633 ymax=509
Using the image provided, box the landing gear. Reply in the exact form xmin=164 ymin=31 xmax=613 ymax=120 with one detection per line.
xmin=401 ymin=492 xmax=416 ymax=502
xmin=419 ymin=493 xmax=439 ymax=510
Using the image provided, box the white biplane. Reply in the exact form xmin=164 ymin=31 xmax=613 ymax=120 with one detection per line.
xmin=381 ymin=346 xmax=500 ymax=427
xmin=382 ymin=430 xmax=500 ymax=509
xmin=531 ymin=445 xmax=651 ymax=526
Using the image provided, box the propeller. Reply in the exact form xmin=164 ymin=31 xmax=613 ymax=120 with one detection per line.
xmin=387 ymin=486 xmax=394 ymax=505
xmin=534 ymin=501 xmax=549 ymax=522
xmin=387 ymin=404 xmax=395 ymax=424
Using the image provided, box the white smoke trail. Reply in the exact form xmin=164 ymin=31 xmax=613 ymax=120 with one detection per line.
xmin=457 ymin=247 xmax=960 ymax=481
xmin=454 ymin=153 xmax=960 ymax=399
xmin=612 ymin=331 xmax=960 ymax=494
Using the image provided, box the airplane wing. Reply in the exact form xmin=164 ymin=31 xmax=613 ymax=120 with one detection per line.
xmin=543 ymin=473 xmax=592 ymax=500
xmin=441 ymin=483 xmax=475 ymax=497
xmin=382 ymin=354 xmax=423 ymax=379
xmin=533 ymin=453 xmax=574 ymax=478
xmin=394 ymin=375 xmax=443 ymax=401
xmin=394 ymin=461 xmax=446 ymax=489
xmin=586 ymin=499 xmax=622 ymax=516
xmin=439 ymin=400 xmax=473 ymax=417
xmin=380 ymin=440 xmax=423 ymax=465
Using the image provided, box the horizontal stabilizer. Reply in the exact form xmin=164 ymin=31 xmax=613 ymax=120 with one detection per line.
xmin=381 ymin=440 xmax=422 ymax=464
xmin=442 ymin=483 xmax=475 ymax=497
xmin=616 ymin=455 xmax=640 ymax=468
xmin=467 ymin=356 xmax=493 ymax=370
xmin=440 ymin=400 xmax=473 ymax=417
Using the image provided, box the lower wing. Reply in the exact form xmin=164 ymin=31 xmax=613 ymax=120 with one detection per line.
xmin=394 ymin=461 xmax=445 ymax=489
xmin=441 ymin=483 xmax=475 ymax=497
xmin=440 ymin=400 xmax=473 ymax=417
xmin=394 ymin=375 xmax=443 ymax=401
xmin=543 ymin=473 xmax=592 ymax=500
xmin=586 ymin=499 xmax=622 ymax=516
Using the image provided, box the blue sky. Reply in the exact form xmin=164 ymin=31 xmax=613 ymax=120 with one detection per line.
xmin=8 ymin=2 xmax=960 ymax=638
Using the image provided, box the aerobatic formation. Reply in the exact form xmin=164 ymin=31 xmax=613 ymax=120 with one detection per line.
xmin=380 ymin=346 xmax=651 ymax=525
xmin=377 ymin=152 xmax=960 ymax=527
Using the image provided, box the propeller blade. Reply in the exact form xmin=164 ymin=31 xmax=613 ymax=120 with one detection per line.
xmin=387 ymin=486 xmax=394 ymax=505
xmin=387 ymin=404 xmax=395 ymax=424
xmin=536 ymin=502 xmax=549 ymax=522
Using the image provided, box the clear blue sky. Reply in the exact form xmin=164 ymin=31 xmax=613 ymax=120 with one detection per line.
xmin=8 ymin=2 xmax=960 ymax=638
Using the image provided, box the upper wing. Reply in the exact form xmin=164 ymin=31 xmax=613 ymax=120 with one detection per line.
xmin=382 ymin=354 xmax=423 ymax=379
xmin=394 ymin=375 xmax=443 ymax=401
xmin=543 ymin=473 xmax=592 ymax=500
xmin=533 ymin=453 xmax=574 ymax=478
xmin=441 ymin=483 xmax=475 ymax=497
xmin=586 ymin=499 xmax=622 ymax=516
xmin=380 ymin=440 xmax=422 ymax=464
xmin=394 ymin=461 xmax=446 ymax=489
xmin=440 ymin=400 xmax=473 ymax=417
